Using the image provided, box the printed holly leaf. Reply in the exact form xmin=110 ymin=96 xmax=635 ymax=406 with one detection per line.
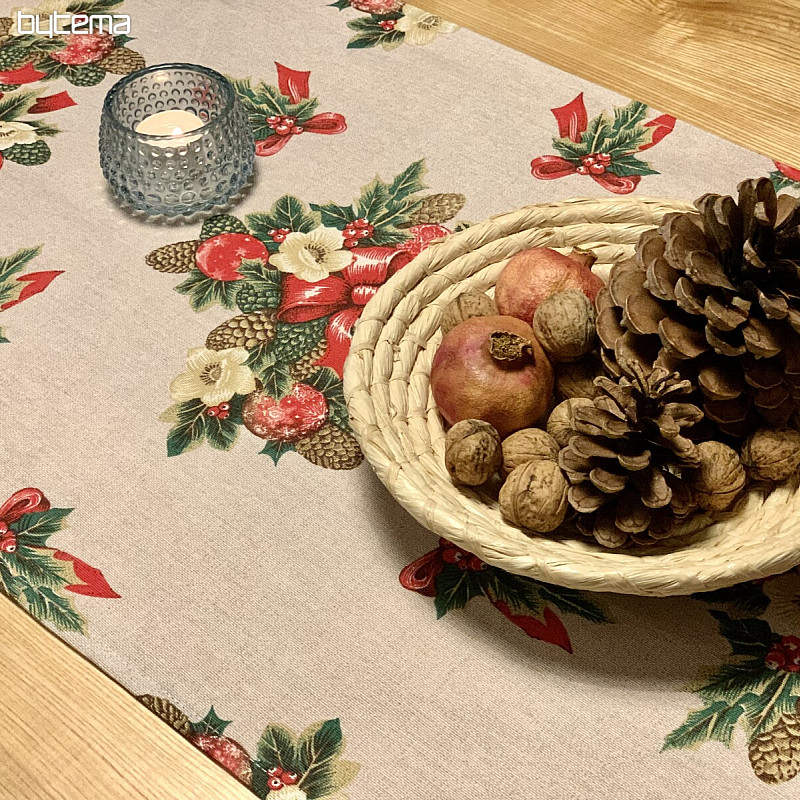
xmin=769 ymin=170 xmax=800 ymax=192
xmin=329 ymin=0 xmax=351 ymax=8
xmin=272 ymin=318 xmax=328 ymax=363
xmin=5 ymin=545 xmax=68 ymax=589
xmin=199 ymin=214 xmax=248 ymax=239
xmin=260 ymin=440 xmax=295 ymax=465
xmin=306 ymin=367 xmax=349 ymax=429
xmin=0 ymin=90 xmax=37 ymax=122
xmin=711 ymin=610 xmax=779 ymax=657
xmin=387 ymin=159 xmax=427 ymax=208
xmin=246 ymin=197 xmax=321 ymax=243
xmin=347 ymin=30 xmax=404 ymax=49
xmin=246 ymin=343 xmax=277 ymax=378
xmin=662 ymin=700 xmax=745 ymax=750
xmin=693 ymin=581 xmax=771 ymax=616
xmin=310 ymin=202 xmax=356 ymax=229
xmin=11 ymin=507 xmax=72 ymax=548
xmin=536 ymin=583 xmax=609 ymax=624
xmin=742 ymin=676 xmax=800 ymax=737
xmin=190 ymin=706 xmax=232 ymax=737
xmin=25 ymin=119 xmax=59 ymax=137
xmin=113 ymin=34 xmax=134 ymax=47
xmin=579 ymin=111 xmax=613 ymax=154
xmin=296 ymin=718 xmax=347 ymax=799
xmin=696 ymin=660 xmax=779 ymax=704
xmin=174 ymin=268 xmax=240 ymax=311
xmin=255 ymin=724 xmax=299 ymax=771
xmin=356 ymin=176 xmax=392 ymax=221
xmin=434 ymin=563 xmax=485 ymax=619
xmin=607 ymin=153 xmax=658 ymax=177
xmin=259 ymin=360 xmax=294 ymax=399
xmin=236 ymin=259 xmax=283 ymax=311
xmin=598 ymin=101 xmax=654 ymax=155
xmin=165 ymin=398 xmax=240 ymax=457
xmin=612 ymin=100 xmax=649 ymax=134
xmin=20 ymin=583 xmax=86 ymax=633
xmin=366 ymin=224 xmax=412 ymax=247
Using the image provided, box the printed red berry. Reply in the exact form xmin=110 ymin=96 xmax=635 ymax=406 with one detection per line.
xmin=457 ymin=558 xmax=470 ymax=570
xmin=581 ymin=155 xmax=596 ymax=166
xmin=195 ymin=233 xmax=268 ymax=281
xmin=268 ymin=777 xmax=285 ymax=790
xmin=219 ymin=402 xmax=231 ymax=412
xmin=217 ymin=411 xmax=230 ymax=420
xmin=344 ymin=238 xmax=360 ymax=248
xmin=282 ymin=771 xmax=299 ymax=785
xmin=597 ymin=152 xmax=612 ymax=165
xmin=379 ymin=19 xmax=396 ymax=30
xmin=468 ymin=556 xmax=486 ymax=571
xmin=766 ymin=648 xmax=787 ymax=670
xmin=354 ymin=218 xmax=368 ymax=225
xmin=576 ymin=165 xmax=590 ymax=175
xmin=781 ymin=635 xmax=800 ymax=651
xmin=267 ymin=115 xmax=281 ymax=126
xmin=343 ymin=226 xmax=358 ymax=238
xmin=206 ymin=407 xmax=219 ymax=417
xmin=0 ymin=536 xmax=17 ymax=554
xmin=441 ymin=547 xmax=462 ymax=564
xmin=188 ymin=733 xmax=253 ymax=786
xmin=275 ymin=124 xmax=292 ymax=136
xmin=291 ymin=126 xmax=304 ymax=135
xmin=589 ymin=163 xmax=606 ymax=175
xmin=356 ymin=223 xmax=374 ymax=238
xmin=266 ymin=766 xmax=284 ymax=777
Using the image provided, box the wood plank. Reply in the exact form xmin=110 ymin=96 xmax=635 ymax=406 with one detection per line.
xmin=0 ymin=597 xmax=253 ymax=800
xmin=418 ymin=0 xmax=800 ymax=166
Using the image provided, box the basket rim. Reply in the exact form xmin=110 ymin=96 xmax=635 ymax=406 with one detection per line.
xmin=343 ymin=196 xmax=800 ymax=597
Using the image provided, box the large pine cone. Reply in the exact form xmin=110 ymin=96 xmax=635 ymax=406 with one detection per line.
xmin=749 ymin=711 xmax=800 ymax=784
xmin=559 ymin=362 xmax=701 ymax=547
xmin=98 ymin=47 xmax=146 ymax=74
xmin=138 ymin=694 xmax=191 ymax=736
xmin=407 ymin=193 xmax=466 ymax=225
xmin=598 ymin=178 xmax=800 ymax=438
xmin=290 ymin=340 xmax=327 ymax=381
xmin=206 ymin=310 xmax=276 ymax=350
xmin=146 ymin=240 xmax=199 ymax=273
xmin=295 ymin=423 xmax=363 ymax=470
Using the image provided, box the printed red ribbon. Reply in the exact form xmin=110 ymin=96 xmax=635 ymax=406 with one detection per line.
xmin=29 ymin=91 xmax=77 ymax=114
xmin=277 ymin=246 xmax=412 ymax=377
xmin=531 ymin=93 xmax=676 ymax=195
xmin=0 ymin=62 xmax=48 ymax=85
xmin=775 ymin=161 xmax=800 ymax=182
xmin=254 ymin=63 xmax=347 ymax=157
xmin=0 ymin=488 xmax=119 ymax=598
xmin=0 ymin=270 xmax=64 ymax=311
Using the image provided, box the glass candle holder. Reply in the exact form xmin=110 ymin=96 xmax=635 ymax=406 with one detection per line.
xmin=99 ymin=63 xmax=254 ymax=217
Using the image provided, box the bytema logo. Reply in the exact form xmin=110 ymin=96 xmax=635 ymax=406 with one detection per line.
xmin=15 ymin=11 xmax=131 ymax=37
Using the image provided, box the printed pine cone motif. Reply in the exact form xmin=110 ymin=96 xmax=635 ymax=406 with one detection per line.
xmin=206 ymin=310 xmax=277 ymax=350
xmin=146 ymin=240 xmax=200 ymax=273
xmin=290 ymin=340 xmax=327 ymax=381
xmin=559 ymin=362 xmax=701 ymax=548
xmin=138 ymin=694 xmax=191 ymax=736
xmin=407 ymin=193 xmax=466 ymax=225
xmin=296 ymin=423 xmax=363 ymax=470
xmin=98 ymin=47 xmax=146 ymax=75
xmin=749 ymin=711 xmax=800 ymax=784
xmin=598 ymin=177 xmax=800 ymax=438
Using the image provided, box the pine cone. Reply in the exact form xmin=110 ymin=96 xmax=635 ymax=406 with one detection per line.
xmin=272 ymin=318 xmax=328 ymax=363
xmin=559 ymin=361 xmax=702 ymax=547
xmin=146 ymin=240 xmax=200 ymax=273
xmin=236 ymin=280 xmax=280 ymax=313
xmin=3 ymin=140 xmax=50 ymax=166
xmin=0 ymin=17 xmax=12 ymax=40
xmin=749 ymin=712 xmax=800 ymax=784
xmin=98 ymin=47 xmax=145 ymax=75
xmin=200 ymin=214 xmax=248 ymax=239
xmin=138 ymin=694 xmax=191 ymax=736
xmin=407 ymin=193 xmax=466 ymax=226
xmin=598 ymin=178 xmax=800 ymax=439
xmin=295 ymin=423 xmax=363 ymax=470
xmin=290 ymin=340 xmax=327 ymax=381
xmin=0 ymin=45 xmax=28 ymax=69
xmin=67 ymin=64 xmax=105 ymax=86
xmin=206 ymin=310 xmax=277 ymax=350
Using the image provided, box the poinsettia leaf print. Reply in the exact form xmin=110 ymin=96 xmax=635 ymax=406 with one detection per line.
xmin=260 ymin=440 xmax=295 ymax=465
xmin=742 ymin=674 xmax=800 ymax=737
xmin=296 ymin=718 xmax=345 ymax=799
xmin=21 ymin=583 xmax=85 ymax=633
xmin=536 ymin=583 xmax=610 ymax=624
xmin=693 ymin=581 xmax=771 ymax=616
xmin=174 ymin=268 xmax=239 ymax=312
xmin=11 ymin=507 xmax=72 ymax=548
xmin=190 ymin=706 xmax=233 ymax=737
xmin=605 ymin=153 xmax=659 ymax=177
xmin=711 ymin=610 xmax=779 ymax=657
xmin=435 ymin=563 xmax=485 ymax=618
xmin=663 ymin=700 xmax=745 ymax=750
xmin=310 ymin=201 xmax=356 ymax=229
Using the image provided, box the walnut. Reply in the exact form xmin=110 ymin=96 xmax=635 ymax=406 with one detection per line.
xmin=501 ymin=428 xmax=559 ymax=475
xmin=532 ymin=290 xmax=596 ymax=363
xmin=441 ymin=290 xmax=497 ymax=335
xmin=444 ymin=419 xmax=502 ymax=485
xmin=555 ymin=354 xmax=603 ymax=400
xmin=742 ymin=428 xmax=800 ymax=482
xmin=546 ymin=397 xmax=595 ymax=447
xmin=690 ymin=441 xmax=746 ymax=511
xmin=499 ymin=459 xmax=568 ymax=533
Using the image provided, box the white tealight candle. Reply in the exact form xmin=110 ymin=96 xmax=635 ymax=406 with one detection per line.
xmin=135 ymin=109 xmax=205 ymax=147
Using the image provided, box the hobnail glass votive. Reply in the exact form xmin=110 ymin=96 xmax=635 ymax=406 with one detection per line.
xmin=99 ymin=63 xmax=254 ymax=217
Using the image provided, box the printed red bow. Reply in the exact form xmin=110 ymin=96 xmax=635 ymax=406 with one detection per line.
xmin=774 ymin=161 xmax=800 ymax=183
xmin=0 ymin=270 xmax=63 ymax=310
xmin=399 ymin=538 xmax=572 ymax=652
xmin=530 ymin=93 xmax=675 ymax=195
xmin=277 ymin=246 xmax=412 ymax=377
xmin=0 ymin=488 xmax=119 ymax=598
xmin=254 ymin=63 xmax=347 ymax=157
xmin=0 ymin=62 xmax=47 ymax=85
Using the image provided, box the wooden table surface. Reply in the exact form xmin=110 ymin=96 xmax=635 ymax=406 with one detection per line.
xmin=3 ymin=2 xmax=798 ymax=798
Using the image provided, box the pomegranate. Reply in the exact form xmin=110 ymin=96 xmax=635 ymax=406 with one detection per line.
xmin=495 ymin=247 xmax=603 ymax=324
xmin=195 ymin=234 xmax=269 ymax=281
xmin=431 ymin=315 xmax=553 ymax=438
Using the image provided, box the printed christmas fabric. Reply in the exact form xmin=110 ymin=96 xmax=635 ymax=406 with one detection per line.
xmin=3 ymin=1 xmax=800 ymax=798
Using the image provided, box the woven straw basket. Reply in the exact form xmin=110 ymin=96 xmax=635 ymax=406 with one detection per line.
xmin=343 ymin=197 xmax=800 ymax=597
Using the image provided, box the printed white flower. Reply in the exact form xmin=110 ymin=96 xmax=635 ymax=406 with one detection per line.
xmin=10 ymin=1 xmax=72 ymax=35
xmin=270 ymin=225 xmax=353 ymax=283
xmin=169 ymin=347 xmax=255 ymax=407
xmin=272 ymin=789 xmax=307 ymax=800
xmin=0 ymin=121 xmax=37 ymax=151
xmin=395 ymin=5 xmax=459 ymax=46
